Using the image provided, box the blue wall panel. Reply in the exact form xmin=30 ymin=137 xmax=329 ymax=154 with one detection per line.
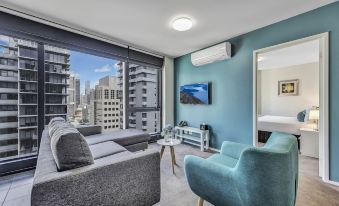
xmin=174 ymin=2 xmax=339 ymax=181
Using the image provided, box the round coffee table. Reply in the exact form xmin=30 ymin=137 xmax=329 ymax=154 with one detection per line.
xmin=157 ymin=139 xmax=181 ymax=174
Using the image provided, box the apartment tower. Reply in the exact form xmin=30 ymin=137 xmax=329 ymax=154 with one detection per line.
xmin=117 ymin=62 xmax=160 ymax=133
xmin=92 ymin=76 xmax=120 ymax=131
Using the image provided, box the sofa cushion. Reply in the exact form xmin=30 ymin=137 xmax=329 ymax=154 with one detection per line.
xmin=207 ymin=154 xmax=238 ymax=168
xmin=89 ymin=141 xmax=127 ymax=159
xmin=85 ymin=129 xmax=150 ymax=146
xmin=50 ymin=123 xmax=94 ymax=171
xmin=76 ymin=125 xmax=102 ymax=137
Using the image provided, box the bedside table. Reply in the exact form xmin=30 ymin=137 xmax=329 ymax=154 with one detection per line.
xmin=300 ymin=128 xmax=319 ymax=158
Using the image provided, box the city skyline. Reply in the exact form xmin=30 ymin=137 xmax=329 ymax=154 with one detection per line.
xmin=69 ymin=50 xmax=119 ymax=94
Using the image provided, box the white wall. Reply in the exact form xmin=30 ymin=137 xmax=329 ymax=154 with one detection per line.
xmin=162 ymin=57 xmax=174 ymax=127
xmin=260 ymin=63 xmax=319 ymax=116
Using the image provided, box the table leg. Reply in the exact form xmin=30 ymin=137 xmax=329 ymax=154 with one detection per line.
xmin=171 ymin=146 xmax=177 ymax=165
xmin=170 ymin=146 xmax=175 ymax=174
xmin=160 ymin=146 xmax=165 ymax=159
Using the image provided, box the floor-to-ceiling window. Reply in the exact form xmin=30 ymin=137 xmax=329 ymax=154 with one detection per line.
xmin=0 ymin=11 xmax=163 ymax=175
xmin=0 ymin=35 xmax=162 ymax=174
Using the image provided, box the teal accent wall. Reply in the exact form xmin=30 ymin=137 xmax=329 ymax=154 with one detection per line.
xmin=174 ymin=2 xmax=339 ymax=182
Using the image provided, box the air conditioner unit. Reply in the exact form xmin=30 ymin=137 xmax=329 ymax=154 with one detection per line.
xmin=191 ymin=42 xmax=231 ymax=66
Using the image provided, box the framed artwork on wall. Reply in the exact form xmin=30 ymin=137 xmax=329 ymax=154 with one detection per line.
xmin=278 ymin=79 xmax=299 ymax=96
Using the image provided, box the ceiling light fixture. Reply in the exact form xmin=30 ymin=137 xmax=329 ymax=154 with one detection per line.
xmin=172 ymin=17 xmax=193 ymax=31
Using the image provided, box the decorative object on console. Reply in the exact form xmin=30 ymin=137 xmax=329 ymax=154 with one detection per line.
xmin=200 ymin=123 xmax=209 ymax=130
xmin=309 ymin=107 xmax=320 ymax=131
xmin=278 ymin=79 xmax=299 ymax=96
xmin=178 ymin=121 xmax=188 ymax=127
xmin=180 ymin=83 xmax=210 ymax=105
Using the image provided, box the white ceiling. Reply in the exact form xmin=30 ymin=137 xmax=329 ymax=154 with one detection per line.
xmin=0 ymin=0 xmax=336 ymax=57
xmin=258 ymin=39 xmax=319 ymax=70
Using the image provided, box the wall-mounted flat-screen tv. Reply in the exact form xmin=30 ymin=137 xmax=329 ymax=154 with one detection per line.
xmin=180 ymin=83 xmax=210 ymax=105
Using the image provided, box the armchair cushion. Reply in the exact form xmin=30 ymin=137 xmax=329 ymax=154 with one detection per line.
xmin=207 ymin=154 xmax=238 ymax=168
xmin=220 ymin=141 xmax=251 ymax=159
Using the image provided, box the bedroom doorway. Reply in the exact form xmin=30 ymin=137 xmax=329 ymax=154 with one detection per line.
xmin=253 ymin=33 xmax=329 ymax=182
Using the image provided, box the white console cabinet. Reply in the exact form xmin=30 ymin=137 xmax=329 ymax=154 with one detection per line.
xmin=175 ymin=126 xmax=210 ymax=151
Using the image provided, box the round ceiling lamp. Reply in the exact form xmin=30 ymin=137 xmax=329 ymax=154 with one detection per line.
xmin=172 ymin=17 xmax=193 ymax=31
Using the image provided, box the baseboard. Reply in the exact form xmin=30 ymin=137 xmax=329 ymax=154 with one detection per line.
xmin=326 ymin=180 xmax=339 ymax=187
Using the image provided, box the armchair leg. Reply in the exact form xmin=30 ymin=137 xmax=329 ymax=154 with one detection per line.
xmin=197 ymin=197 xmax=204 ymax=206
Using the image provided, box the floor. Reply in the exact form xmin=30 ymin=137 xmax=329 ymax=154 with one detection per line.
xmin=0 ymin=143 xmax=339 ymax=206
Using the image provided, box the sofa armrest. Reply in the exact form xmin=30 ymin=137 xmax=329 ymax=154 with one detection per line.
xmin=220 ymin=141 xmax=251 ymax=159
xmin=32 ymin=150 xmax=160 ymax=206
xmin=76 ymin=125 xmax=102 ymax=136
xmin=184 ymin=155 xmax=241 ymax=205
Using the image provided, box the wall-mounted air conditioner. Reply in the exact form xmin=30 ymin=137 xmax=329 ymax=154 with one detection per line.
xmin=191 ymin=42 xmax=231 ymax=66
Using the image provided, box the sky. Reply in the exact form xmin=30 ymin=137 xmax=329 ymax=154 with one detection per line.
xmin=69 ymin=51 xmax=119 ymax=94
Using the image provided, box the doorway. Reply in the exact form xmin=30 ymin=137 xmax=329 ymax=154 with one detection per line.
xmin=252 ymin=33 xmax=329 ymax=182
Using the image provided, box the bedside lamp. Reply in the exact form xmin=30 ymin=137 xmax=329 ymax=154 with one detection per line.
xmin=309 ymin=108 xmax=319 ymax=131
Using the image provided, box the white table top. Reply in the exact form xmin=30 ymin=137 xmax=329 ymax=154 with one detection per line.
xmin=157 ymin=139 xmax=181 ymax=146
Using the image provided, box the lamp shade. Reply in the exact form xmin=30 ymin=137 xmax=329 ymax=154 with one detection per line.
xmin=309 ymin=109 xmax=319 ymax=120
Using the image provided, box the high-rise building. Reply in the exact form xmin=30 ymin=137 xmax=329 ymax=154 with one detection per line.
xmin=17 ymin=39 xmax=39 ymax=157
xmin=44 ymin=44 xmax=70 ymax=125
xmin=0 ymin=36 xmax=39 ymax=159
xmin=93 ymin=76 xmax=120 ymax=131
xmin=117 ymin=62 xmax=160 ymax=133
xmin=88 ymin=88 xmax=95 ymax=125
xmin=67 ymin=74 xmax=76 ymax=120
xmin=85 ymin=80 xmax=90 ymax=105
xmin=75 ymin=78 xmax=80 ymax=108
xmin=0 ymin=35 xmax=70 ymax=160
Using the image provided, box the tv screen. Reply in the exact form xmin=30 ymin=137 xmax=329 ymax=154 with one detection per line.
xmin=180 ymin=83 xmax=209 ymax=105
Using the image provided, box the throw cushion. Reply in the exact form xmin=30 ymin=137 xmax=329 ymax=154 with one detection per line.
xmin=48 ymin=117 xmax=66 ymax=137
xmin=48 ymin=117 xmax=65 ymax=128
xmin=297 ymin=110 xmax=306 ymax=122
xmin=50 ymin=123 xmax=94 ymax=171
xmin=49 ymin=121 xmax=72 ymax=139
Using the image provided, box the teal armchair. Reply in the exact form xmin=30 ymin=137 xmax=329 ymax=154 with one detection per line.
xmin=184 ymin=132 xmax=299 ymax=206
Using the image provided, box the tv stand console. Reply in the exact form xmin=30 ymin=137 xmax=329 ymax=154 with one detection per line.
xmin=175 ymin=126 xmax=210 ymax=151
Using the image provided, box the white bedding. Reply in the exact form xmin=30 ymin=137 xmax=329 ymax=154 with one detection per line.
xmin=258 ymin=115 xmax=306 ymax=135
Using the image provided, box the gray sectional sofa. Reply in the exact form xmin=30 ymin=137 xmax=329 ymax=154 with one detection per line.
xmin=31 ymin=121 xmax=161 ymax=206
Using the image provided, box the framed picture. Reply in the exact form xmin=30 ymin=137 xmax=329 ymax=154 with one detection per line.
xmin=278 ymin=79 xmax=299 ymax=96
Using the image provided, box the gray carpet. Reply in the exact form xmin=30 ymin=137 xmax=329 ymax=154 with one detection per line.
xmin=149 ymin=143 xmax=214 ymax=206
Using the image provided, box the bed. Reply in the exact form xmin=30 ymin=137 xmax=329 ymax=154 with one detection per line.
xmin=258 ymin=115 xmax=306 ymax=135
xmin=257 ymin=115 xmax=307 ymax=146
